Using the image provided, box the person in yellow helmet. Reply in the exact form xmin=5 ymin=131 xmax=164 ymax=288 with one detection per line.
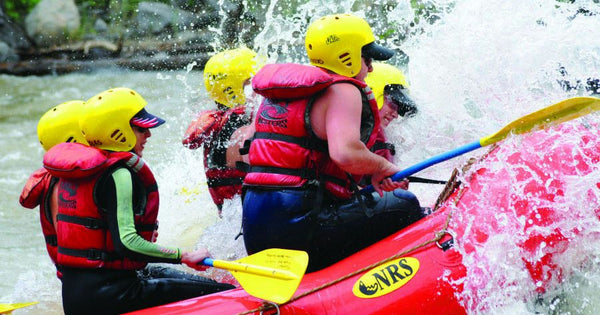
xmin=242 ymin=13 xmax=424 ymax=272
xmin=19 ymin=100 xmax=88 ymax=279
xmin=183 ymin=47 xmax=261 ymax=215
xmin=42 ymin=88 xmax=233 ymax=314
xmin=365 ymin=62 xmax=418 ymax=162
xmin=360 ymin=62 xmax=419 ymax=190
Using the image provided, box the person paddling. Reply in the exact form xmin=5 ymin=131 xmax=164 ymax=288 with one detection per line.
xmin=19 ymin=100 xmax=88 ymax=279
xmin=241 ymin=14 xmax=425 ymax=272
xmin=362 ymin=62 xmax=418 ymax=188
xmin=183 ymin=48 xmax=261 ymax=215
xmin=44 ymin=88 xmax=234 ymax=314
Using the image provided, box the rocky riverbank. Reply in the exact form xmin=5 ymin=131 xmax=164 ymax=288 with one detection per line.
xmin=0 ymin=0 xmax=261 ymax=75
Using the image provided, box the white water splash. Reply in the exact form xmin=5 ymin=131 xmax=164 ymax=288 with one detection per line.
xmin=4 ymin=0 xmax=600 ymax=314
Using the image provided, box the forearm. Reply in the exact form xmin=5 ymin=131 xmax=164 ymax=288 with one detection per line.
xmin=111 ymin=168 xmax=181 ymax=263
xmin=330 ymin=141 xmax=397 ymax=175
xmin=119 ymin=229 xmax=181 ymax=263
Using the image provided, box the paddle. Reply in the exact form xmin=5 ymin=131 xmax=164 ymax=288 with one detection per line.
xmin=363 ymin=96 xmax=600 ymax=192
xmin=407 ymin=176 xmax=447 ymax=185
xmin=202 ymin=248 xmax=308 ymax=304
xmin=0 ymin=302 xmax=38 ymax=314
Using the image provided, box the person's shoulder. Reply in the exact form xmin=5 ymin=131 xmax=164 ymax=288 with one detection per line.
xmin=330 ymin=80 xmax=362 ymax=90
xmin=317 ymin=81 xmax=362 ymax=105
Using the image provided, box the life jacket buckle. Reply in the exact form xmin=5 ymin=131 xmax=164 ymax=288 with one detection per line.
xmin=83 ymin=217 xmax=105 ymax=229
xmin=86 ymin=249 xmax=106 ymax=261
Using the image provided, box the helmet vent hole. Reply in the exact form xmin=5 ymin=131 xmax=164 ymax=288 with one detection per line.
xmin=111 ymin=129 xmax=126 ymax=143
xmin=66 ymin=136 xmax=74 ymax=143
xmin=308 ymin=44 xmax=312 ymax=50
xmin=339 ymin=53 xmax=352 ymax=66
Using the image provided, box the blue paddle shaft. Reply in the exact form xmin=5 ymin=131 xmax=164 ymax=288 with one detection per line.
xmin=363 ymin=140 xmax=482 ymax=193
xmin=202 ymin=258 xmax=214 ymax=266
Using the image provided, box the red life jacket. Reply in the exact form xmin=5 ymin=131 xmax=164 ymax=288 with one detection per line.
xmin=44 ymin=142 xmax=159 ymax=270
xmin=19 ymin=168 xmax=60 ymax=272
xmin=182 ymin=107 xmax=250 ymax=206
xmin=244 ymin=63 xmax=381 ymax=199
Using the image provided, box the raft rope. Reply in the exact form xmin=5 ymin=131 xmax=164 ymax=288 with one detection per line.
xmin=238 ymin=158 xmax=487 ymax=315
xmin=238 ymin=198 xmax=461 ymax=315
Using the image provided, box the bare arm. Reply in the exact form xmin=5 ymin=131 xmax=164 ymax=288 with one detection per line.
xmin=311 ymin=83 xmax=401 ymax=195
xmin=225 ymin=124 xmax=255 ymax=168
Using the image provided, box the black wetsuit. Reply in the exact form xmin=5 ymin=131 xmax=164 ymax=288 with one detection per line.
xmin=59 ymin=167 xmax=234 ymax=314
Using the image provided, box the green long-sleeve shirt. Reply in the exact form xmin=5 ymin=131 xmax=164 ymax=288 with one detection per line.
xmin=105 ymin=167 xmax=181 ymax=263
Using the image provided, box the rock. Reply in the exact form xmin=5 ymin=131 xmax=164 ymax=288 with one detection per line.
xmin=94 ymin=19 xmax=108 ymax=34
xmin=25 ymin=0 xmax=80 ymax=48
xmin=172 ymin=0 xmax=219 ymax=14
xmin=0 ymin=7 xmax=32 ymax=52
xmin=135 ymin=2 xmax=195 ymax=36
xmin=0 ymin=41 xmax=19 ymax=62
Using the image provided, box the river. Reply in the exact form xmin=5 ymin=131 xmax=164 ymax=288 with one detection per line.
xmin=2 ymin=0 xmax=600 ymax=314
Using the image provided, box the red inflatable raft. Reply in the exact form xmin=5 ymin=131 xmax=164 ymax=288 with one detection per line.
xmin=131 ymin=121 xmax=600 ymax=314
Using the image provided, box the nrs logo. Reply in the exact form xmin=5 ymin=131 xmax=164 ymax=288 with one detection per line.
xmin=352 ymin=257 xmax=419 ymax=298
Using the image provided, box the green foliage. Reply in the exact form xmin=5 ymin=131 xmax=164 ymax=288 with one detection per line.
xmin=410 ymin=0 xmax=444 ymax=25
xmin=3 ymin=0 xmax=41 ymax=21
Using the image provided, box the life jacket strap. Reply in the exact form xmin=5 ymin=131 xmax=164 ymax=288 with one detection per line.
xmin=58 ymin=213 xmax=157 ymax=232
xmin=253 ymin=132 xmax=328 ymax=151
xmin=57 ymin=214 xmax=107 ymax=229
xmin=370 ymin=141 xmax=396 ymax=156
xmin=58 ymin=247 xmax=120 ymax=261
xmin=45 ymin=235 xmax=57 ymax=246
xmin=207 ymin=177 xmax=244 ymax=188
xmin=248 ymin=165 xmax=317 ymax=179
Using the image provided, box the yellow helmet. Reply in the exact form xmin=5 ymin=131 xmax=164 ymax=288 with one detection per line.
xmin=365 ymin=62 xmax=409 ymax=109
xmin=37 ymin=100 xmax=88 ymax=151
xmin=81 ymin=88 xmax=148 ymax=152
xmin=203 ymin=47 xmax=262 ymax=108
xmin=365 ymin=62 xmax=418 ymax=117
xmin=305 ymin=13 xmax=394 ymax=77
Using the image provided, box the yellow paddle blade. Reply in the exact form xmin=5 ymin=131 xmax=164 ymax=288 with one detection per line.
xmin=0 ymin=302 xmax=38 ymax=314
xmin=480 ymin=96 xmax=600 ymax=147
xmin=213 ymin=248 xmax=308 ymax=304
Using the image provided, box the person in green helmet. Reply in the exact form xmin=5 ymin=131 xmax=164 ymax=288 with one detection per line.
xmin=19 ymin=100 xmax=89 ymax=279
xmin=241 ymin=14 xmax=425 ymax=272
xmin=43 ymin=88 xmax=234 ymax=314
xmin=183 ymin=47 xmax=262 ymax=215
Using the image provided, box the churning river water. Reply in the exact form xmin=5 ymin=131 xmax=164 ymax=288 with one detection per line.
xmin=2 ymin=0 xmax=600 ymax=313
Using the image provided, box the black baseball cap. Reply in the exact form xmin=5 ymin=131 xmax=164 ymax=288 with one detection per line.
xmin=362 ymin=42 xmax=395 ymax=60
xmin=385 ymin=84 xmax=418 ymax=117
